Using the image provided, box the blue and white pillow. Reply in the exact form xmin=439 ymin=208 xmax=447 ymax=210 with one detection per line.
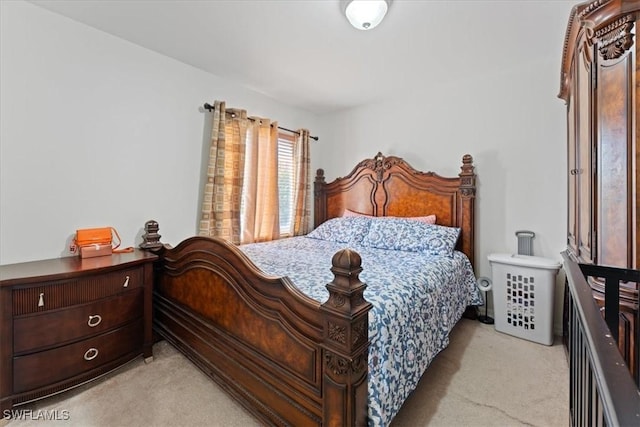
xmin=306 ymin=217 xmax=372 ymax=244
xmin=361 ymin=217 xmax=460 ymax=256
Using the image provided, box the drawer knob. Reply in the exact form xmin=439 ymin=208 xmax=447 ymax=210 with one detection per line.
xmin=123 ymin=276 xmax=130 ymax=287
xmin=87 ymin=314 xmax=102 ymax=327
xmin=38 ymin=293 xmax=44 ymax=307
xmin=84 ymin=348 xmax=99 ymax=361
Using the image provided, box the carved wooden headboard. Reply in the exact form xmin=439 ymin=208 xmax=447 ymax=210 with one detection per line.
xmin=314 ymin=152 xmax=476 ymax=267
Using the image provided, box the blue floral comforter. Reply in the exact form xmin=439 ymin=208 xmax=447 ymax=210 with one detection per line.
xmin=240 ymin=236 xmax=482 ymax=426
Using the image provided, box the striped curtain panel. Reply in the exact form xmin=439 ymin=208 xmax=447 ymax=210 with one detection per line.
xmin=198 ymin=101 xmax=247 ymax=244
xmin=241 ymin=118 xmax=280 ymax=244
xmin=291 ymin=129 xmax=311 ymax=236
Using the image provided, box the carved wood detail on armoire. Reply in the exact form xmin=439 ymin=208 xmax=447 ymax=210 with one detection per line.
xmin=559 ymin=0 xmax=639 ymax=376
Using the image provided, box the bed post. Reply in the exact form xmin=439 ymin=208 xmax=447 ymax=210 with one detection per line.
xmin=314 ymin=168 xmax=327 ymax=228
xmin=320 ymin=249 xmax=372 ymax=427
xmin=458 ymin=154 xmax=476 ymax=267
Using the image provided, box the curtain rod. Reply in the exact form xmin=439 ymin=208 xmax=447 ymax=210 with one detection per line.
xmin=203 ymin=103 xmax=318 ymax=141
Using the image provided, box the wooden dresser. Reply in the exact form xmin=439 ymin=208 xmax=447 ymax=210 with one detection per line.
xmin=0 ymin=250 xmax=156 ymax=412
xmin=559 ymin=0 xmax=639 ymax=376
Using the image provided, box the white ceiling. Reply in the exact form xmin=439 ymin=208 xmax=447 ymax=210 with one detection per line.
xmin=28 ymin=0 xmax=575 ymax=114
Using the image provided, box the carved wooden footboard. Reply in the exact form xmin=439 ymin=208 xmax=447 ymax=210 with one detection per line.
xmin=148 ymin=236 xmax=371 ymax=426
xmin=142 ymin=153 xmax=476 ymax=426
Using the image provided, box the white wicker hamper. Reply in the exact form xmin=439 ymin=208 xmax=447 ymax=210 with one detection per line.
xmin=487 ymin=254 xmax=561 ymax=345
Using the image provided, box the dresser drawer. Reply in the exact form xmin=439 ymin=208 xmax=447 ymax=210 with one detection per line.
xmin=13 ymin=288 xmax=143 ymax=354
xmin=12 ymin=266 xmax=143 ymax=316
xmin=13 ymin=320 xmax=143 ymax=393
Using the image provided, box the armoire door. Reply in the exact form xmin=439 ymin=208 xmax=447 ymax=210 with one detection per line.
xmin=593 ymin=15 xmax=638 ymax=379
xmin=575 ymin=31 xmax=594 ymax=264
xmin=594 ymin=19 xmax=635 ymax=270
xmin=567 ymin=86 xmax=578 ymax=257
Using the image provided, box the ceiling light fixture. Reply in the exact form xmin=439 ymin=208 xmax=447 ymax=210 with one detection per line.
xmin=341 ymin=0 xmax=391 ymax=31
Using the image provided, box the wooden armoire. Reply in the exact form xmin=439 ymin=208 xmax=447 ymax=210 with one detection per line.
xmin=559 ymin=0 xmax=639 ymax=371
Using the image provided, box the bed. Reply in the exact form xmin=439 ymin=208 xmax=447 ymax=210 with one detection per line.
xmin=141 ymin=152 xmax=481 ymax=426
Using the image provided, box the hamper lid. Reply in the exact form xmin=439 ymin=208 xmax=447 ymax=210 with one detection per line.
xmin=488 ymin=253 xmax=562 ymax=270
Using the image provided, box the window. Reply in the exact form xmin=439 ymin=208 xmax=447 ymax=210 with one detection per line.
xmin=277 ymin=133 xmax=295 ymax=236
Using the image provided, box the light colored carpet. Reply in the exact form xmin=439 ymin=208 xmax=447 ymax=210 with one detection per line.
xmin=3 ymin=319 xmax=568 ymax=426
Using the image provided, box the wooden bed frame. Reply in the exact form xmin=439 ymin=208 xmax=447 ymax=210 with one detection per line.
xmin=141 ymin=152 xmax=476 ymax=426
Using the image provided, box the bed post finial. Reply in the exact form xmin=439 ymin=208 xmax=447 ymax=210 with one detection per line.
xmin=140 ymin=219 xmax=163 ymax=250
xmin=320 ymin=248 xmax=372 ymax=426
xmin=459 ymin=154 xmax=475 ymax=197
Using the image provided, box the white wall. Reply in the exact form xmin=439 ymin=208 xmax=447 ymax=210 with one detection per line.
xmin=0 ymin=0 xmax=319 ymax=264
xmin=2 ymin=0 xmax=572 ymax=335
xmin=314 ymin=1 xmax=573 ymax=335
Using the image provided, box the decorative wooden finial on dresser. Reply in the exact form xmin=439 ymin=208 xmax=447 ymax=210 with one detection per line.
xmin=140 ymin=220 xmax=162 ymax=250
